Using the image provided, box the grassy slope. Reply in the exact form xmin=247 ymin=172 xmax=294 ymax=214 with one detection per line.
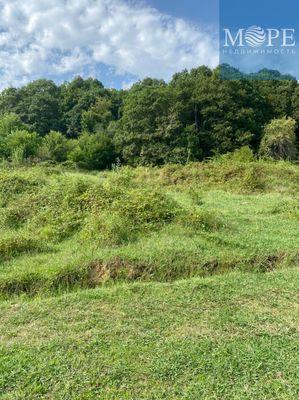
xmin=0 ymin=159 xmax=298 ymax=399
xmin=0 ymin=268 xmax=298 ymax=399
xmin=0 ymin=159 xmax=298 ymax=296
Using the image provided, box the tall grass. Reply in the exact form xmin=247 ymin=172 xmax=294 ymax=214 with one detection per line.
xmin=0 ymin=157 xmax=298 ymax=297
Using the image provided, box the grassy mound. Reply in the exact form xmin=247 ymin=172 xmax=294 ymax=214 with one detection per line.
xmin=0 ymin=159 xmax=298 ymax=296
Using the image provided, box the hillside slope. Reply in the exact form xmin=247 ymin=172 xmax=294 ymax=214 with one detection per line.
xmin=0 ymin=158 xmax=298 ymax=297
xmin=0 ymin=158 xmax=298 ymax=399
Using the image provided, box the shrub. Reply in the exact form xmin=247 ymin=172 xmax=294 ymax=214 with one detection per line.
xmin=0 ymin=233 xmax=43 ymax=261
xmin=30 ymin=177 xmax=92 ymax=240
xmin=1 ymin=200 xmax=33 ymax=228
xmin=0 ymin=113 xmax=25 ymax=135
xmin=0 ymin=272 xmax=45 ymax=296
xmin=215 ymin=146 xmax=255 ymax=164
xmin=7 ymin=130 xmax=40 ymax=159
xmin=39 ymin=131 xmax=70 ymax=162
xmin=270 ymin=199 xmax=299 ymax=220
xmin=179 ymin=208 xmax=222 ymax=231
xmin=0 ymin=171 xmax=43 ymax=206
xmin=240 ymin=164 xmax=265 ymax=192
xmin=259 ymin=117 xmax=297 ymax=160
xmin=81 ymin=187 xmax=180 ymax=245
xmin=81 ymin=212 xmax=133 ymax=246
xmin=0 ymin=114 xmax=26 ymax=157
xmin=187 ymin=188 xmax=204 ymax=206
xmin=113 ymin=188 xmax=177 ymax=228
xmin=68 ymin=132 xmax=116 ymax=170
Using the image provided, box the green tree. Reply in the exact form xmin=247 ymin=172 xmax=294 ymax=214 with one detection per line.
xmin=82 ymin=98 xmax=113 ymax=133
xmin=0 ymin=88 xmax=21 ymax=115
xmin=184 ymin=67 xmax=267 ymax=155
xmin=114 ymin=79 xmax=189 ymax=165
xmin=0 ymin=65 xmax=297 ymax=167
xmin=61 ymin=77 xmax=110 ymax=137
xmin=17 ymin=80 xmax=62 ymax=136
xmin=68 ymin=132 xmax=116 ymax=170
xmin=7 ymin=130 xmax=40 ymax=159
xmin=259 ymin=117 xmax=297 ymax=160
xmin=0 ymin=81 xmax=63 ymax=136
xmin=0 ymin=113 xmax=26 ymax=157
xmin=39 ymin=131 xmax=70 ymax=162
xmin=0 ymin=113 xmax=25 ymax=135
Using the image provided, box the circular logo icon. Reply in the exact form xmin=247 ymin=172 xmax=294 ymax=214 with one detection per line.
xmin=245 ymin=26 xmax=266 ymax=47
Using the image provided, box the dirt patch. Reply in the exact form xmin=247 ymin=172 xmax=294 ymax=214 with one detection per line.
xmin=88 ymin=258 xmax=154 ymax=284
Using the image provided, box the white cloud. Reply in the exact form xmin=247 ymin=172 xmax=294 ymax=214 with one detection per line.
xmin=0 ymin=0 xmax=218 ymax=89
xmin=122 ymin=79 xmax=137 ymax=90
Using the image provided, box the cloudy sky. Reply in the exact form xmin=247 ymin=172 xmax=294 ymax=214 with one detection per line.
xmin=0 ymin=0 xmax=219 ymax=90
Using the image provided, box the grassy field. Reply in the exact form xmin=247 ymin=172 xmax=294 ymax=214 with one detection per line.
xmin=0 ymin=156 xmax=298 ymax=297
xmin=0 ymin=155 xmax=298 ymax=398
xmin=0 ymin=269 xmax=298 ymax=399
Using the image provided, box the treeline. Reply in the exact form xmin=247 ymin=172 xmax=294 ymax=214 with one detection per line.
xmin=0 ymin=65 xmax=298 ymax=169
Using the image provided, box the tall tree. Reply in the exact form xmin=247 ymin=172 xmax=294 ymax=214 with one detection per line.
xmin=114 ymin=78 xmax=189 ymax=165
xmin=17 ymin=80 xmax=62 ymax=136
xmin=60 ymin=77 xmax=108 ymax=137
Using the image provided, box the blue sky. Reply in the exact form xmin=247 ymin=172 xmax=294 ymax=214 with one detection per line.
xmin=147 ymin=0 xmax=219 ymax=26
xmin=220 ymin=0 xmax=299 ymax=27
xmin=0 ymin=0 xmax=297 ymax=90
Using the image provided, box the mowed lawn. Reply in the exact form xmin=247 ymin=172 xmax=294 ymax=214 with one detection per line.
xmin=0 ymin=268 xmax=298 ymax=399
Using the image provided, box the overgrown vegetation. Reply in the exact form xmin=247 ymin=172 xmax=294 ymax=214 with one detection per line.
xmin=260 ymin=117 xmax=297 ymax=160
xmin=0 ymin=155 xmax=298 ymax=297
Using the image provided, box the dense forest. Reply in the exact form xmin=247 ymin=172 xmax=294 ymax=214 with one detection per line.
xmin=0 ymin=64 xmax=298 ymax=169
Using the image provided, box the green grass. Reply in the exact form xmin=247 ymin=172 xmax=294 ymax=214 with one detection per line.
xmin=0 ymin=268 xmax=298 ymax=399
xmin=0 ymin=158 xmax=298 ymax=398
xmin=0 ymin=159 xmax=298 ymax=296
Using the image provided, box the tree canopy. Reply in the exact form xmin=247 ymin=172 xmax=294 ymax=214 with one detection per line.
xmin=0 ymin=66 xmax=298 ymax=169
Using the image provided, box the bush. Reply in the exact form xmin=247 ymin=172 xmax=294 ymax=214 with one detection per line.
xmin=81 ymin=187 xmax=180 ymax=245
xmin=240 ymin=164 xmax=265 ymax=192
xmin=30 ymin=177 xmax=92 ymax=240
xmin=113 ymin=188 xmax=178 ymax=228
xmin=259 ymin=117 xmax=297 ymax=160
xmin=39 ymin=131 xmax=70 ymax=162
xmin=81 ymin=212 xmax=133 ymax=246
xmin=0 ymin=171 xmax=43 ymax=206
xmin=0 ymin=113 xmax=27 ymax=157
xmin=0 ymin=233 xmax=43 ymax=261
xmin=0 ymin=200 xmax=33 ymax=228
xmin=7 ymin=130 xmax=40 ymax=160
xmin=179 ymin=208 xmax=222 ymax=231
xmin=68 ymin=132 xmax=116 ymax=170
xmin=216 ymin=146 xmax=255 ymax=163
xmin=0 ymin=113 xmax=25 ymax=136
